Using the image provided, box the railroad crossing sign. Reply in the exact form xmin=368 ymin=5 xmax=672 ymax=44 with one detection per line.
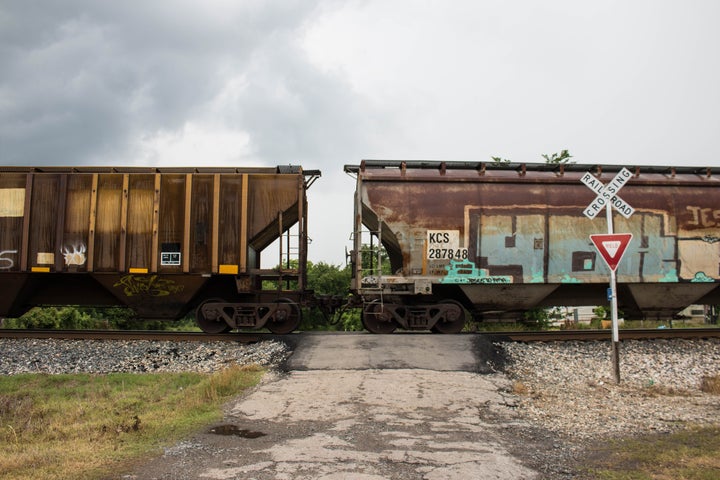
xmin=590 ymin=233 xmax=633 ymax=272
xmin=580 ymin=167 xmax=636 ymax=385
xmin=581 ymin=167 xmax=634 ymax=219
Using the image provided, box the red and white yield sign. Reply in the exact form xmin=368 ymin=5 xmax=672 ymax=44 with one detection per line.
xmin=590 ymin=234 xmax=633 ymax=271
xmin=581 ymin=167 xmax=634 ymax=219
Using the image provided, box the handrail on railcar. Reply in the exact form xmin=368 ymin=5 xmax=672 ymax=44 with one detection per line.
xmin=344 ymin=160 xmax=720 ymax=176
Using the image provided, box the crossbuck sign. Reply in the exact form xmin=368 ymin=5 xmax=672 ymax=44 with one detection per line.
xmin=581 ymin=167 xmax=634 ymax=219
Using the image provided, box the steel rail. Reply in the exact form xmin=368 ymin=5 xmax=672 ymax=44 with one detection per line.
xmin=485 ymin=328 xmax=720 ymax=342
xmin=0 ymin=329 xmax=261 ymax=342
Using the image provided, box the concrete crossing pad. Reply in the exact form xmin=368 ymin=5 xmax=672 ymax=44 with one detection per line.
xmin=284 ymin=332 xmax=500 ymax=372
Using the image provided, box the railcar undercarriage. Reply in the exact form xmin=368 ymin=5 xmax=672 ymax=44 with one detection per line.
xmin=195 ymin=297 xmax=302 ymax=334
xmin=361 ymin=298 xmax=466 ymax=334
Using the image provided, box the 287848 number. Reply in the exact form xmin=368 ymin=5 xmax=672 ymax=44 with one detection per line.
xmin=428 ymin=248 xmax=468 ymax=260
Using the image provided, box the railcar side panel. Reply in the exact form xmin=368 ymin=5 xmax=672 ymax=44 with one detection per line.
xmin=0 ymin=166 xmax=317 ymax=327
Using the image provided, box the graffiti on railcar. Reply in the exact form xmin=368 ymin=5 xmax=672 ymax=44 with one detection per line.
xmin=685 ymin=206 xmax=720 ymax=229
xmin=62 ymin=243 xmax=87 ymax=266
xmin=0 ymin=250 xmax=17 ymax=270
xmin=439 ymin=260 xmax=512 ymax=284
xmin=454 ymin=206 xmax=720 ymax=284
xmin=692 ymin=272 xmax=715 ymax=282
xmin=465 ymin=210 xmax=548 ymax=284
xmin=114 ymin=275 xmax=185 ymax=297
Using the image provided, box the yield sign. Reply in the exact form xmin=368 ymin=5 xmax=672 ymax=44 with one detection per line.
xmin=590 ymin=233 xmax=632 ymax=271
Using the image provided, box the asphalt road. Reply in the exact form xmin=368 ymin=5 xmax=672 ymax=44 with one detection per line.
xmin=284 ymin=332 xmax=501 ymax=372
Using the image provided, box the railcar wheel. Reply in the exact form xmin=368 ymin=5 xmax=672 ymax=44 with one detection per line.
xmin=196 ymin=298 xmax=232 ymax=334
xmin=362 ymin=301 xmax=397 ymax=334
xmin=431 ymin=300 xmax=466 ymax=334
xmin=267 ymin=298 xmax=301 ymax=334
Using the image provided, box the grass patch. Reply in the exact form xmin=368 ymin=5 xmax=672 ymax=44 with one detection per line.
xmin=700 ymin=375 xmax=720 ymax=395
xmin=585 ymin=426 xmax=720 ymax=479
xmin=511 ymin=380 xmax=530 ymax=395
xmin=0 ymin=365 xmax=263 ymax=480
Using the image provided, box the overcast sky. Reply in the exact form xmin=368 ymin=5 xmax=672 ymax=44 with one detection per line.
xmin=2 ymin=1 xmax=719 ymax=265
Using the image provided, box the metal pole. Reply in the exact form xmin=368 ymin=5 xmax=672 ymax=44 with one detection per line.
xmin=606 ymin=203 xmax=621 ymax=384
xmin=610 ymin=268 xmax=621 ymax=383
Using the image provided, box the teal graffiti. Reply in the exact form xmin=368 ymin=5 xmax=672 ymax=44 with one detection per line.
xmin=691 ymin=272 xmax=715 ymax=283
xmin=659 ymin=269 xmax=679 ymax=283
xmin=440 ymin=260 xmax=513 ymax=284
xmin=560 ymin=274 xmax=581 ymax=284
xmin=530 ymin=271 xmax=544 ymax=283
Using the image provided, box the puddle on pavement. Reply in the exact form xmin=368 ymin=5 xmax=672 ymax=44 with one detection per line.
xmin=208 ymin=424 xmax=266 ymax=439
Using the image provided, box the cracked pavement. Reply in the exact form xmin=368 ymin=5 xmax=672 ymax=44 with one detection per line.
xmin=122 ymin=334 xmax=541 ymax=480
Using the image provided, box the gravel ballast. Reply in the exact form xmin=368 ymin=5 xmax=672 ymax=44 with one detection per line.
xmin=499 ymin=338 xmax=720 ymax=440
xmin=0 ymin=338 xmax=291 ymax=375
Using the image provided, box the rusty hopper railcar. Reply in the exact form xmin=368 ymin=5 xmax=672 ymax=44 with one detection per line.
xmin=346 ymin=160 xmax=720 ymax=333
xmin=0 ymin=166 xmax=320 ymax=333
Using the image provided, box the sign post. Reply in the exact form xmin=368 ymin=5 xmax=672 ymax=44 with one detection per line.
xmin=582 ymin=168 xmax=634 ymax=384
xmin=590 ymin=233 xmax=632 ymax=382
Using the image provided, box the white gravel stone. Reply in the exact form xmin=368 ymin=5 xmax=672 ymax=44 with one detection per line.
xmin=0 ymin=338 xmax=290 ymax=375
xmin=498 ymin=338 xmax=720 ymax=440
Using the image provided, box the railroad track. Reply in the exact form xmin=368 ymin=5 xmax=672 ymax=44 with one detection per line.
xmin=1 ymin=328 xmax=718 ymax=342
xmin=485 ymin=327 xmax=720 ymax=342
xmin=0 ymin=329 xmax=261 ymax=342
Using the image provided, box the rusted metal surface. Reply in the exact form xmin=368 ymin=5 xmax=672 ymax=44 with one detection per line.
xmin=346 ymin=161 xmax=720 ymax=320
xmin=0 ymin=166 xmax=320 ymax=328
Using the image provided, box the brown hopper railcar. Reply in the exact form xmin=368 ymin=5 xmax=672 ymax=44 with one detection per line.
xmin=0 ymin=165 xmax=320 ymax=333
xmin=345 ymin=161 xmax=720 ymax=333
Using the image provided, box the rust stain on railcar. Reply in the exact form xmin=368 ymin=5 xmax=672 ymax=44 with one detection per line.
xmin=248 ymin=175 xmax=302 ymax=250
